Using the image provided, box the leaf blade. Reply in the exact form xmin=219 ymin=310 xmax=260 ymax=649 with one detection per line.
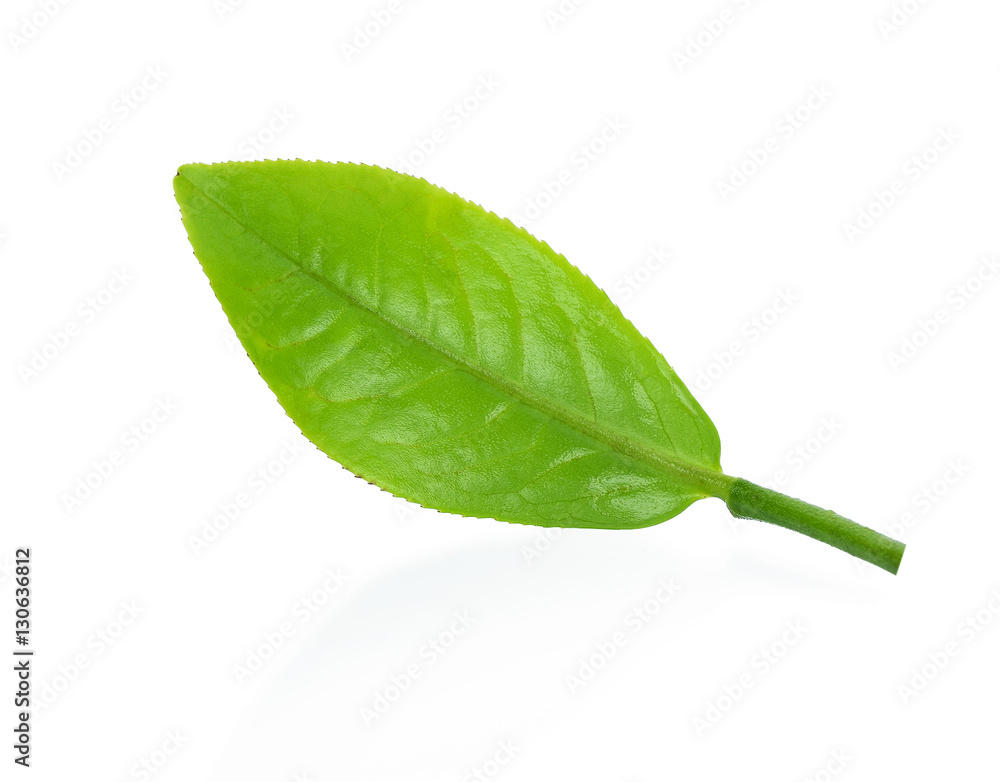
xmin=174 ymin=160 xmax=727 ymax=528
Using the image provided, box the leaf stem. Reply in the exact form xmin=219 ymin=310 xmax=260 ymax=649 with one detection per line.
xmin=722 ymin=478 xmax=905 ymax=574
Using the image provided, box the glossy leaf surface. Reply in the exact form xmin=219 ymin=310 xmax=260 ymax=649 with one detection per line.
xmin=174 ymin=160 xmax=726 ymax=528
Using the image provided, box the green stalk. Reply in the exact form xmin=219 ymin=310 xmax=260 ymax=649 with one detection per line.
xmin=722 ymin=478 xmax=905 ymax=575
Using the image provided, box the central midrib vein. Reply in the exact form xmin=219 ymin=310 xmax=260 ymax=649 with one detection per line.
xmin=186 ymin=173 xmax=734 ymax=501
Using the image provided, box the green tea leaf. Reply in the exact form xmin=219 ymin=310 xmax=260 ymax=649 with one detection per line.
xmin=174 ymin=160 xmax=905 ymax=574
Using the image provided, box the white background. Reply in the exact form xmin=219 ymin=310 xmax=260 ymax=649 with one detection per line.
xmin=4 ymin=0 xmax=1000 ymax=779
